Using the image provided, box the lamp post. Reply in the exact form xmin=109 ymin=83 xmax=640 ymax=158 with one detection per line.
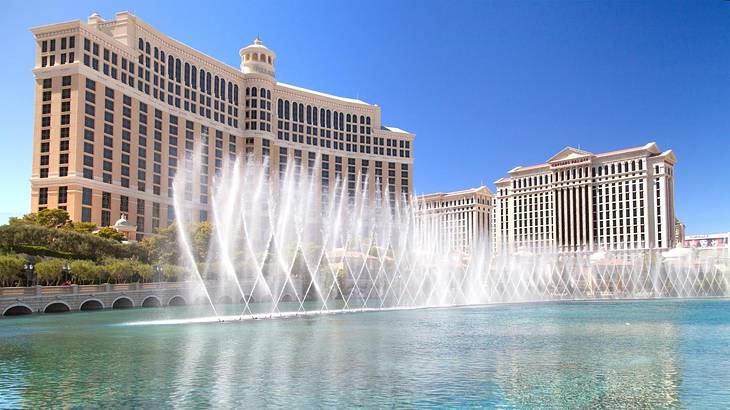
xmin=24 ymin=263 xmax=35 ymax=287
xmin=62 ymin=262 xmax=71 ymax=284
xmin=155 ymin=265 xmax=163 ymax=284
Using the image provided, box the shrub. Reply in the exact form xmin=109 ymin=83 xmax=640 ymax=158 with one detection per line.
xmin=0 ymin=254 xmax=25 ymax=286
xmin=35 ymin=258 xmax=66 ymax=286
xmin=0 ymin=224 xmax=148 ymax=262
xmin=96 ymin=226 xmax=125 ymax=242
xmin=69 ymin=259 xmax=99 ymax=284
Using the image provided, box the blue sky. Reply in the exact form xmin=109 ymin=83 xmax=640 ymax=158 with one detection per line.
xmin=0 ymin=1 xmax=728 ymax=234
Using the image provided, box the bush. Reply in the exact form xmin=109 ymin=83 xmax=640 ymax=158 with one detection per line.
xmin=96 ymin=226 xmax=125 ymax=242
xmin=0 ymin=224 xmax=148 ymax=262
xmin=35 ymin=259 xmax=66 ymax=286
xmin=69 ymin=259 xmax=99 ymax=284
xmin=0 ymin=254 xmax=25 ymax=286
xmin=162 ymin=264 xmax=187 ymax=282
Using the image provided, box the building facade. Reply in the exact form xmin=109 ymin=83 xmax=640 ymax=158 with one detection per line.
xmin=30 ymin=12 xmax=414 ymax=240
xmin=416 ymin=187 xmax=493 ymax=255
xmin=493 ymin=143 xmax=677 ymax=253
xmin=684 ymin=233 xmax=729 ymax=249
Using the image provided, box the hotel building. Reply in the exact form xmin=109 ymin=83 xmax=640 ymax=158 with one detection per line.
xmin=416 ymin=187 xmax=493 ymax=255
xmin=493 ymin=143 xmax=677 ymax=252
xmin=29 ymin=12 xmax=414 ymax=240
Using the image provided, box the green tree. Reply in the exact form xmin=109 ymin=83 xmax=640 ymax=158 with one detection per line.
xmin=0 ymin=224 xmax=148 ymax=262
xmin=69 ymin=259 xmax=98 ymax=284
xmin=35 ymin=259 xmax=66 ymax=285
xmin=0 ymin=254 xmax=25 ymax=286
xmin=192 ymin=221 xmax=212 ymax=262
xmin=36 ymin=208 xmax=70 ymax=228
xmin=96 ymin=226 xmax=125 ymax=242
xmin=99 ymin=259 xmax=133 ymax=283
xmin=8 ymin=213 xmax=38 ymax=225
xmin=162 ymin=264 xmax=187 ymax=282
xmin=142 ymin=223 xmax=179 ymax=265
xmin=66 ymin=221 xmax=97 ymax=234
xmin=133 ymin=260 xmax=153 ymax=282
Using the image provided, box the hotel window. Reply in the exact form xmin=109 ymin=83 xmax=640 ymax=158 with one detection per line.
xmin=58 ymin=186 xmax=67 ymax=204
xmin=38 ymin=188 xmax=48 ymax=205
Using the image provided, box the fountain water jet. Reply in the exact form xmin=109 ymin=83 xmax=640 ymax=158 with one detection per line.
xmin=162 ymin=152 xmax=729 ymax=324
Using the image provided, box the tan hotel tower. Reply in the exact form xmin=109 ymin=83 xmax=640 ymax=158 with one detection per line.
xmin=29 ymin=12 xmax=414 ymax=240
xmin=417 ymin=187 xmax=493 ymax=255
xmin=493 ymin=143 xmax=677 ymax=253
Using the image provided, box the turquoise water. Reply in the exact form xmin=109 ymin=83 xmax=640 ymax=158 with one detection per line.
xmin=0 ymin=300 xmax=729 ymax=408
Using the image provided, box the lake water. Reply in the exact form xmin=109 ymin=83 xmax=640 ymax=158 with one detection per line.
xmin=0 ymin=299 xmax=728 ymax=408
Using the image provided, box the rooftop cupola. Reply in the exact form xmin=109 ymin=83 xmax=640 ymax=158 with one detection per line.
xmin=239 ymin=36 xmax=276 ymax=78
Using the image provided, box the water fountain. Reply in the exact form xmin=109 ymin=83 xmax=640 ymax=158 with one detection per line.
xmin=167 ymin=153 xmax=729 ymax=323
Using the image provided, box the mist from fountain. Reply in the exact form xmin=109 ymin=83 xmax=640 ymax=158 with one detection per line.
xmin=170 ymin=153 xmax=729 ymax=321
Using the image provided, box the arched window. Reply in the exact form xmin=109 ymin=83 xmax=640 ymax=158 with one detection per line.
xmin=138 ymin=38 xmax=144 ymax=50
xmin=167 ymin=56 xmax=174 ymax=79
xmin=339 ymin=113 xmax=344 ymax=130
xmin=333 ymin=111 xmax=339 ymax=129
xmin=214 ymin=75 xmax=219 ymax=98
xmin=306 ymin=105 xmax=312 ymax=124
xmin=154 ymin=47 xmax=159 ymax=59
xmin=284 ymin=100 xmax=290 ymax=119
xmin=299 ymin=104 xmax=304 ymax=121
xmin=292 ymin=102 xmax=298 ymax=121
xmin=206 ymin=73 xmax=211 ymax=95
xmin=184 ymin=63 xmax=190 ymax=86
xmin=145 ymin=42 xmax=150 ymax=54
xmin=360 ymin=115 xmax=365 ymax=124
xmin=233 ymin=85 xmax=238 ymax=105
xmin=366 ymin=117 xmax=371 ymax=125
xmin=251 ymin=87 xmax=257 ymax=97
xmin=320 ymin=109 xmax=325 ymax=126
xmin=220 ymin=78 xmax=226 ymax=100
xmin=228 ymin=82 xmax=233 ymax=103
xmin=191 ymin=66 xmax=197 ymax=88
xmin=260 ymin=88 xmax=266 ymax=99
xmin=266 ymin=90 xmax=271 ymax=100
xmin=631 ymin=161 xmax=636 ymax=171
xmin=175 ymin=59 xmax=181 ymax=82
xmin=346 ymin=114 xmax=351 ymax=122
xmin=313 ymin=106 xmax=318 ymax=126
xmin=277 ymin=99 xmax=283 ymax=118
xmin=160 ymin=50 xmax=165 ymax=61
xmin=200 ymin=69 xmax=206 ymax=92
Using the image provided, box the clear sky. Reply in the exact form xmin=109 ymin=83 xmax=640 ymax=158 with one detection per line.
xmin=0 ymin=0 xmax=728 ymax=234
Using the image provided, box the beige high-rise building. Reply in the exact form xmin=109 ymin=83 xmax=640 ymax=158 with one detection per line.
xmin=493 ymin=142 xmax=677 ymax=253
xmin=29 ymin=12 xmax=414 ymax=240
xmin=416 ymin=187 xmax=493 ymax=255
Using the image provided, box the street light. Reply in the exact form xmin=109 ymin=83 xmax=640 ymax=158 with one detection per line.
xmin=155 ymin=265 xmax=163 ymax=283
xmin=62 ymin=262 xmax=71 ymax=284
xmin=24 ymin=263 xmax=35 ymax=287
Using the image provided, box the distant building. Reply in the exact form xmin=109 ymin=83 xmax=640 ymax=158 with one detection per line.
xmin=29 ymin=12 xmax=414 ymax=240
xmin=416 ymin=186 xmax=493 ymax=255
xmin=493 ymin=142 xmax=677 ymax=252
xmin=684 ymin=233 xmax=729 ymax=249
xmin=674 ymin=219 xmax=686 ymax=246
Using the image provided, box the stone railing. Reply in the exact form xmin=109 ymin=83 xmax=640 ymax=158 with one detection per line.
xmin=0 ymin=282 xmax=192 ymax=298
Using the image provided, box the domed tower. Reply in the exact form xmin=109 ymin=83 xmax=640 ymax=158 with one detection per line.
xmin=239 ymin=36 xmax=276 ymax=78
xmin=240 ymin=37 xmax=276 ymax=133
